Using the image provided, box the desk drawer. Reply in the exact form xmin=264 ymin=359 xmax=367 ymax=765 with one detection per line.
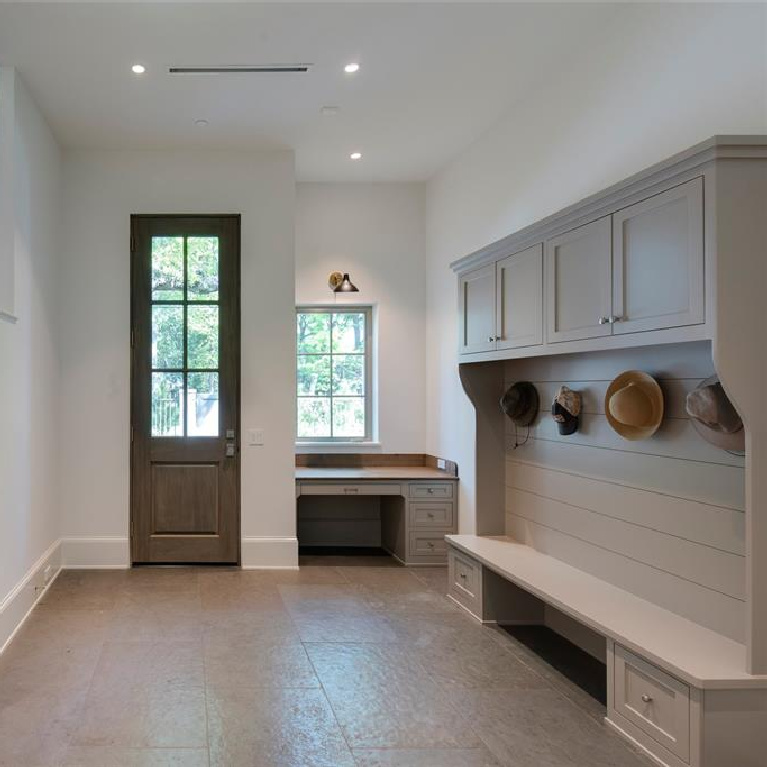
xmin=448 ymin=547 xmax=482 ymax=617
xmin=409 ymin=482 xmax=453 ymax=499
xmin=299 ymin=483 xmax=401 ymax=497
xmin=613 ymin=645 xmax=690 ymax=762
xmin=408 ymin=532 xmax=448 ymax=561
xmin=409 ymin=501 xmax=455 ymax=530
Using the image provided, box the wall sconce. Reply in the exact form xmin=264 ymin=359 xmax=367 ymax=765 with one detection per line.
xmin=328 ymin=271 xmax=359 ymax=293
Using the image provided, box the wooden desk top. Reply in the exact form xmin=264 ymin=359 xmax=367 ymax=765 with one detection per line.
xmin=296 ymin=467 xmax=458 ymax=481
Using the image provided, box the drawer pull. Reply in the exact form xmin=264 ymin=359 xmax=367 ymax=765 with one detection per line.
xmin=427 ymin=542 xmax=434 ymax=549
xmin=641 ymin=694 xmax=653 ymax=703
xmin=427 ymin=512 xmax=435 ymax=518
xmin=427 ymin=488 xmax=434 ymax=494
xmin=459 ymin=572 xmax=467 ymax=579
xmin=344 ymin=487 xmax=359 ymax=494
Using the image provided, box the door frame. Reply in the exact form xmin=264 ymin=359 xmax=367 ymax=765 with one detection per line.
xmin=129 ymin=214 xmax=242 ymax=565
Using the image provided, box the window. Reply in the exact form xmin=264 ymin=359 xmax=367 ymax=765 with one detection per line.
xmin=151 ymin=235 xmax=220 ymax=437
xmin=296 ymin=306 xmax=373 ymax=442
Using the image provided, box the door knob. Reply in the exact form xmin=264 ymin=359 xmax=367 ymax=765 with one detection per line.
xmin=641 ymin=694 xmax=653 ymax=703
xmin=598 ymin=316 xmax=610 ymax=325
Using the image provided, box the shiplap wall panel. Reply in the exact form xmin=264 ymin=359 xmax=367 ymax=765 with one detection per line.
xmin=506 ymin=514 xmax=744 ymax=642
xmin=507 ymin=462 xmax=744 ymax=555
xmin=504 ymin=341 xmax=746 ymax=641
xmin=506 ymin=488 xmax=744 ymax=599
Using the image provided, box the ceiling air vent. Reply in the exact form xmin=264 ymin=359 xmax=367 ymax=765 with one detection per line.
xmin=168 ymin=64 xmax=312 ymax=75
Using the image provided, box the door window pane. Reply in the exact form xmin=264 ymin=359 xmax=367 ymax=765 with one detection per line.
xmin=187 ymin=372 xmax=219 ymax=436
xmin=332 ymin=313 xmax=365 ymax=353
xmin=152 ymin=373 xmax=184 ymax=436
xmin=151 ymin=237 xmax=184 ymax=301
xmin=297 ymin=398 xmax=331 ymax=438
xmin=297 ymin=313 xmax=331 ymax=354
xmin=187 ymin=305 xmax=219 ymax=369
xmin=332 ymin=355 xmax=364 ymax=395
xmin=297 ymin=355 xmax=331 ymax=396
xmin=187 ymin=236 xmax=219 ymax=301
xmin=152 ymin=305 xmax=184 ymax=369
xmin=332 ymin=397 xmax=365 ymax=437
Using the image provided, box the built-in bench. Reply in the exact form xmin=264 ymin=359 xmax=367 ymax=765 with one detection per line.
xmin=446 ymin=534 xmax=767 ymax=767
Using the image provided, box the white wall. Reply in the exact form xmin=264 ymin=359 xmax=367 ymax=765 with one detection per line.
xmin=59 ymin=149 xmax=296 ymax=567
xmin=425 ymin=2 xmax=767 ymax=533
xmin=0 ymin=69 xmax=61 ymax=637
xmin=296 ymin=183 xmax=426 ymax=453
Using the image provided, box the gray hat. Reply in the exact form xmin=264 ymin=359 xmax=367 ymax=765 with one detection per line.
xmin=500 ymin=381 xmax=538 ymax=427
xmin=686 ymin=376 xmax=744 ymax=453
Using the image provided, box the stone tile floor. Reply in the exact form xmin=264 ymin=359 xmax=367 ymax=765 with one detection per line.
xmin=0 ymin=562 xmax=651 ymax=767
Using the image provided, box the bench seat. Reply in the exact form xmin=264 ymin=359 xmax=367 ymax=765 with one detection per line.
xmin=447 ymin=534 xmax=767 ymax=690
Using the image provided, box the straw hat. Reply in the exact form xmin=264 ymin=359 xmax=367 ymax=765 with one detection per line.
xmin=686 ymin=376 xmax=744 ymax=453
xmin=605 ymin=371 xmax=664 ymax=441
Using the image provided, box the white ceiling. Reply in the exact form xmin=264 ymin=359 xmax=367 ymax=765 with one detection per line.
xmin=0 ymin=2 xmax=615 ymax=181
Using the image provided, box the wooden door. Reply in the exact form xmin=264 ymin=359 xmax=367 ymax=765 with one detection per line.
xmin=459 ymin=264 xmax=496 ymax=355
xmin=131 ymin=215 xmax=240 ymax=564
xmin=496 ymin=244 xmax=543 ymax=350
xmin=612 ymin=177 xmax=704 ymax=335
xmin=545 ymin=216 xmax=612 ymax=343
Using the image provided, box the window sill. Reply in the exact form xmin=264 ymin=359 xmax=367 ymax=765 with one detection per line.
xmin=296 ymin=442 xmax=382 ymax=454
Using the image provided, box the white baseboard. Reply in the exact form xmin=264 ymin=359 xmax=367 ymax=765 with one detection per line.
xmin=241 ymin=536 xmax=299 ymax=569
xmin=61 ymin=536 xmax=130 ymax=569
xmin=0 ymin=538 xmax=62 ymax=654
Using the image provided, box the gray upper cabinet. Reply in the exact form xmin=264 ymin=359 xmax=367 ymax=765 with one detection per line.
xmin=545 ymin=216 xmax=612 ymax=343
xmin=612 ymin=178 xmax=704 ymax=335
xmin=496 ymin=244 xmax=543 ymax=350
xmin=459 ymin=264 xmax=496 ymax=354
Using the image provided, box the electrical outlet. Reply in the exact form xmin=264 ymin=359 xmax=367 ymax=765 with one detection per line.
xmin=437 ymin=458 xmax=446 ymax=470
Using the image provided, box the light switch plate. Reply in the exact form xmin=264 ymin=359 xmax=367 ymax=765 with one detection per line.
xmin=248 ymin=428 xmax=264 ymax=446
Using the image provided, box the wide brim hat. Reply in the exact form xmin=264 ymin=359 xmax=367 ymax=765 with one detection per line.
xmin=605 ymin=371 xmax=664 ymax=441
xmin=500 ymin=381 xmax=539 ymax=428
xmin=687 ymin=375 xmax=745 ymax=453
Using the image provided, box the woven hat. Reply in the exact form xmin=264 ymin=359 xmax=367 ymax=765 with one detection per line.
xmin=500 ymin=381 xmax=539 ymax=427
xmin=686 ymin=376 xmax=744 ymax=453
xmin=551 ymin=386 xmax=581 ymax=435
xmin=605 ymin=371 xmax=664 ymax=441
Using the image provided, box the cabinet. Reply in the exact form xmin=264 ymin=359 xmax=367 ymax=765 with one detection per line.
xmin=612 ymin=178 xmax=704 ymax=334
xmin=459 ymin=264 xmax=496 ymax=354
xmin=545 ymin=216 xmax=612 ymax=343
xmin=496 ymin=244 xmax=543 ymax=350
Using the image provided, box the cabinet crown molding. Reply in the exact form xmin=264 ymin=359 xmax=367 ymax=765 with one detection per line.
xmin=450 ymin=134 xmax=767 ymax=277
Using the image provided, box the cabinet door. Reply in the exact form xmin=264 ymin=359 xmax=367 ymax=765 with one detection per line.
xmin=545 ymin=217 xmax=612 ymax=343
xmin=612 ymin=177 xmax=704 ymax=335
xmin=459 ymin=264 xmax=496 ymax=355
xmin=496 ymin=244 xmax=543 ymax=350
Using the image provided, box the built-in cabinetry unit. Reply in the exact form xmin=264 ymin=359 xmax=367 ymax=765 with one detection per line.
xmin=458 ymin=175 xmax=706 ymax=358
xmin=450 ymin=137 xmax=767 ymax=767
xmin=295 ymin=455 xmax=458 ymax=565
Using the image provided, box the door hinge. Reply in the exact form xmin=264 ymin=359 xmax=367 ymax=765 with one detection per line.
xmin=130 ymin=329 xmax=135 ymax=348
xmin=130 ymin=235 xmax=136 ymax=254
xmin=130 ymin=425 xmax=134 ymax=443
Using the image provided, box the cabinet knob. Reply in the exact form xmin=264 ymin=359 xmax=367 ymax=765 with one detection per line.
xmin=608 ymin=315 xmax=623 ymax=323
xmin=641 ymin=694 xmax=653 ymax=703
xmin=598 ymin=316 xmax=610 ymax=325
xmin=495 ymin=335 xmax=501 ymax=341
xmin=487 ymin=335 xmax=495 ymax=343
xmin=459 ymin=572 xmax=467 ymax=579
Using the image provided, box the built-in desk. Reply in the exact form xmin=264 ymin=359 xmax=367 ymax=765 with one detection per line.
xmin=295 ymin=455 xmax=458 ymax=565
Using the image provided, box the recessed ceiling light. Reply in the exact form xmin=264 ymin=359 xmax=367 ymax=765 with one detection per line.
xmin=344 ymin=62 xmax=360 ymax=74
xmin=350 ymin=152 xmax=362 ymax=161
xmin=131 ymin=64 xmax=146 ymax=75
xmin=194 ymin=119 xmax=209 ymax=127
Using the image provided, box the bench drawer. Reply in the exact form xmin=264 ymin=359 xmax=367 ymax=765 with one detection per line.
xmin=448 ymin=547 xmax=482 ymax=617
xmin=299 ymin=483 xmax=401 ymax=496
xmin=409 ymin=501 xmax=455 ymax=529
xmin=409 ymin=482 xmax=453 ymax=499
xmin=613 ymin=645 xmax=690 ymax=762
